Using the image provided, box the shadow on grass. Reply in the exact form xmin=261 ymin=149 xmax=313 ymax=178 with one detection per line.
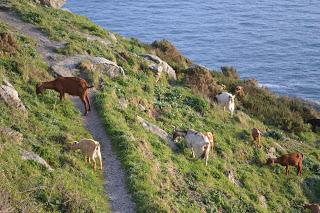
xmin=301 ymin=176 xmax=320 ymax=203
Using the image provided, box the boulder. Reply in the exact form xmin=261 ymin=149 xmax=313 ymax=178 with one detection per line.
xmin=118 ymin=97 xmax=128 ymax=109
xmin=137 ymin=116 xmax=177 ymax=150
xmin=138 ymin=104 xmax=146 ymax=112
xmin=51 ymin=55 xmax=125 ymax=79
xmin=108 ymin=32 xmax=117 ymax=43
xmin=272 ymin=142 xmax=286 ymax=153
xmin=0 ymin=125 xmax=23 ymax=144
xmin=259 ymin=195 xmax=268 ymax=209
xmin=266 ymin=147 xmax=277 ymax=159
xmin=0 ymin=79 xmax=27 ymax=114
xmin=140 ymin=54 xmax=176 ymax=81
xmin=82 ymin=33 xmax=112 ymax=46
xmin=21 ymin=150 xmax=54 ymax=171
xmin=34 ymin=0 xmax=65 ymax=9
xmin=225 ymin=170 xmax=241 ymax=186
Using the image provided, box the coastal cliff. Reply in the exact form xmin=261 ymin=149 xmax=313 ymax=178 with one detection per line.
xmin=0 ymin=0 xmax=319 ymax=212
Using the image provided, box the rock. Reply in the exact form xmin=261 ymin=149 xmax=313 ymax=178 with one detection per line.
xmin=225 ymin=170 xmax=241 ymax=186
xmin=118 ymin=97 xmax=128 ymax=109
xmin=140 ymin=54 xmax=176 ymax=81
xmin=0 ymin=79 xmax=27 ymax=114
xmin=60 ymin=8 xmax=71 ymax=13
xmin=138 ymin=104 xmax=146 ymax=112
xmin=51 ymin=55 xmax=125 ymax=79
xmin=34 ymin=0 xmax=65 ymax=9
xmin=259 ymin=195 xmax=268 ymax=209
xmin=85 ymin=33 xmax=111 ymax=46
xmin=137 ymin=116 xmax=177 ymax=150
xmin=266 ymin=147 xmax=277 ymax=159
xmin=272 ymin=142 xmax=286 ymax=153
xmin=21 ymin=150 xmax=54 ymax=171
xmin=0 ymin=125 xmax=23 ymax=144
xmin=108 ymin=32 xmax=117 ymax=43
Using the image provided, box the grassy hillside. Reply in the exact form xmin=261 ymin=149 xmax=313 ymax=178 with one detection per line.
xmin=0 ymin=20 xmax=109 ymax=212
xmin=1 ymin=0 xmax=320 ymax=212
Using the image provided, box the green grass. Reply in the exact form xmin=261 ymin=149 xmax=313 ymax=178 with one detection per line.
xmin=0 ymin=21 xmax=109 ymax=212
xmin=94 ymin=74 xmax=320 ymax=212
xmin=2 ymin=1 xmax=320 ymax=212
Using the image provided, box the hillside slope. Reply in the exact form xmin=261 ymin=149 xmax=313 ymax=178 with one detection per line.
xmin=0 ymin=21 xmax=109 ymax=212
xmin=1 ymin=0 xmax=320 ymax=212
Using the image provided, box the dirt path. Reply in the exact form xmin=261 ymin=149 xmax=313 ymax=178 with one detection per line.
xmin=0 ymin=8 xmax=136 ymax=213
xmin=73 ymin=95 xmax=136 ymax=213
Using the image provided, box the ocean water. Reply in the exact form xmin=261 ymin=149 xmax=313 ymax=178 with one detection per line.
xmin=64 ymin=0 xmax=320 ymax=101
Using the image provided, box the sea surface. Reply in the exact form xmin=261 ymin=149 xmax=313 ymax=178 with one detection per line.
xmin=64 ymin=0 xmax=320 ymax=102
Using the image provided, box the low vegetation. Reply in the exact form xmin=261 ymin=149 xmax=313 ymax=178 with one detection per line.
xmin=0 ymin=21 xmax=109 ymax=212
xmin=1 ymin=0 xmax=319 ymax=212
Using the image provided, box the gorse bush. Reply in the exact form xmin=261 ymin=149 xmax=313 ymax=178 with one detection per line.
xmin=212 ymin=73 xmax=319 ymax=132
xmin=149 ymin=39 xmax=192 ymax=70
xmin=184 ymin=65 xmax=223 ymax=100
xmin=221 ymin=66 xmax=240 ymax=79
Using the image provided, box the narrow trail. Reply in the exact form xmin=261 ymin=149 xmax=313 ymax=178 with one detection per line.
xmin=73 ymin=95 xmax=136 ymax=213
xmin=0 ymin=8 xmax=136 ymax=213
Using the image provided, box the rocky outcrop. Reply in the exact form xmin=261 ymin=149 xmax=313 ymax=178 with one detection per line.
xmin=0 ymin=125 xmax=23 ymax=144
xmin=140 ymin=54 xmax=176 ymax=81
xmin=0 ymin=79 xmax=27 ymax=114
xmin=137 ymin=116 xmax=177 ymax=150
xmin=51 ymin=55 xmax=125 ymax=79
xmin=21 ymin=150 xmax=54 ymax=171
xmin=34 ymin=0 xmax=66 ymax=9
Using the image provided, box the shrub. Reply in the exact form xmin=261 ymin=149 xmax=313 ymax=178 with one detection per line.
xmin=184 ymin=65 xmax=223 ymax=101
xmin=149 ymin=39 xmax=192 ymax=70
xmin=0 ymin=32 xmax=19 ymax=55
xmin=264 ymin=129 xmax=285 ymax=140
xmin=221 ymin=66 xmax=240 ymax=79
xmin=184 ymin=95 xmax=209 ymax=114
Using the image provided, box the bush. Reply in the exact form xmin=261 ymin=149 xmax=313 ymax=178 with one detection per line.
xmin=221 ymin=66 xmax=239 ymax=79
xmin=0 ymin=32 xmax=19 ymax=55
xmin=264 ymin=129 xmax=285 ymax=140
xmin=184 ymin=65 xmax=223 ymax=100
xmin=149 ymin=39 xmax=192 ymax=70
xmin=184 ymin=95 xmax=209 ymax=114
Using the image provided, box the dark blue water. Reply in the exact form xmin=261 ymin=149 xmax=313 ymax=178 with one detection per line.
xmin=64 ymin=0 xmax=320 ymax=102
